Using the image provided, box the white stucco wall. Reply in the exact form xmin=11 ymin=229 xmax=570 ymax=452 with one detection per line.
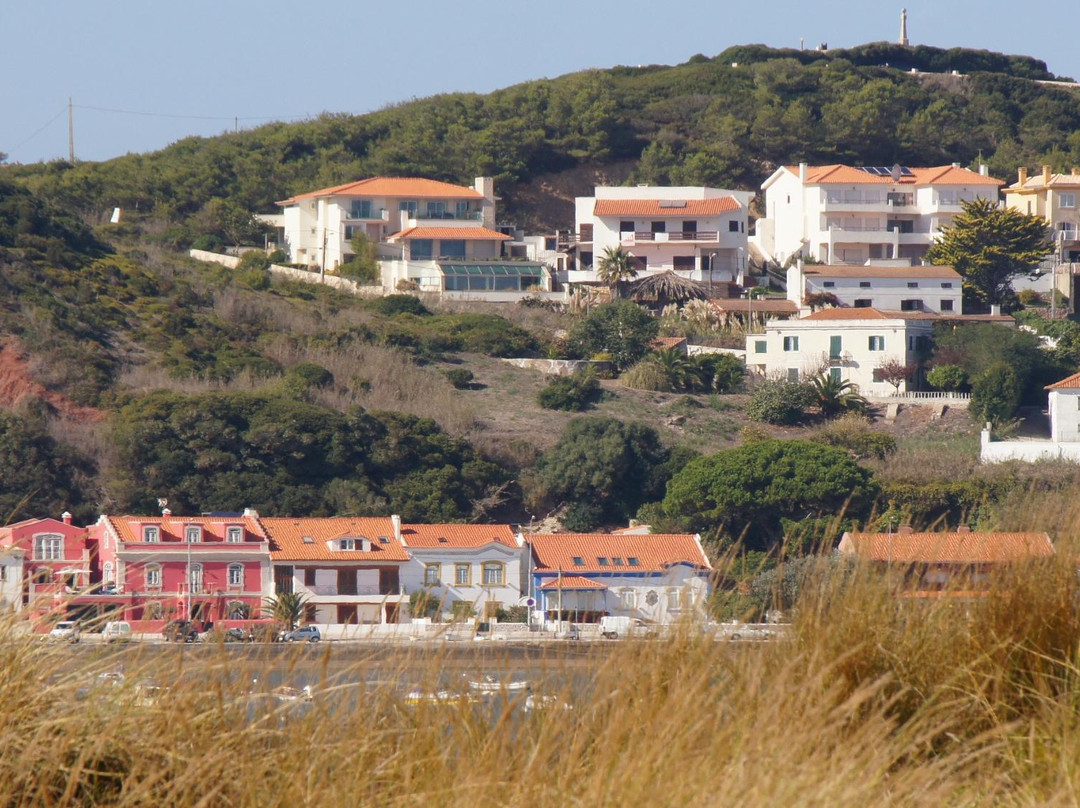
xmin=0 ymin=550 xmax=24 ymax=612
xmin=401 ymin=543 xmax=526 ymax=616
xmin=535 ymin=566 xmax=710 ymax=624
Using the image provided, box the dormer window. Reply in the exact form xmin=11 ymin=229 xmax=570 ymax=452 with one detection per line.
xmin=339 ymin=538 xmax=355 ymax=551
xmin=612 ymin=557 xmax=623 ymax=566
xmin=627 ymin=557 xmax=640 ymax=567
xmin=437 ymin=537 xmax=449 ymax=543
xmin=597 ymin=557 xmax=610 ymax=566
xmin=302 ymin=536 xmax=315 ymax=544
xmin=378 ymin=536 xmax=389 ymax=544
xmin=185 ymin=526 xmax=202 ymax=543
xmin=143 ymin=526 xmax=159 ymax=543
xmin=226 ymin=527 xmax=243 ymax=543
xmin=572 ymin=556 xmax=584 ymax=566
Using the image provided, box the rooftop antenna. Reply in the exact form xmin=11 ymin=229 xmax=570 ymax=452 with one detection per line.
xmin=68 ymin=97 xmax=74 ymax=163
xmin=899 ymin=8 xmax=909 ymax=47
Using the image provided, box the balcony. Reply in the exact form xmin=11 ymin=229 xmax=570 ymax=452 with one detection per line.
xmin=343 ymin=209 xmax=389 ymax=222
xmin=822 ymin=192 xmax=888 ymax=211
xmin=410 ymin=211 xmax=484 ymax=223
xmin=623 ymin=230 xmax=720 ymax=244
xmin=297 ymin=583 xmax=397 ymax=597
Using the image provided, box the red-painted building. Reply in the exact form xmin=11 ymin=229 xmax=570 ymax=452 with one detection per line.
xmin=0 ymin=513 xmax=94 ymax=623
xmin=92 ymin=509 xmax=271 ymax=627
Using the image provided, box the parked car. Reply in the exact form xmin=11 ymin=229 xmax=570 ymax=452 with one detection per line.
xmin=162 ymin=620 xmax=200 ymax=643
xmin=599 ymin=615 xmax=649 ymax=639
xmin=48 ymin=621 xmax=80 ymax=643
xmin=201 ymin=627 xmax=250 ymax=643
xmin=102 ymin=621 xmax=133 ymax=643
xmin=282 ymin=625 xmax=321 ymax=643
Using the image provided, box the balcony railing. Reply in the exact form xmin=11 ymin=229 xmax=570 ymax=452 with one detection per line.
xmin=298 ymin=584 xmax=393 ymax=597
xmin=412 ymin=211 xmax=484 ymax=222
xmin=343 ymin=209 xmax=389 ymax=222
xmin=628 ymin=230 xmax=720 ymax=242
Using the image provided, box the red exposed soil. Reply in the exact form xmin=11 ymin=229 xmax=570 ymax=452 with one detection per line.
xmin=0 ymin=339 xmax=105 ymax=422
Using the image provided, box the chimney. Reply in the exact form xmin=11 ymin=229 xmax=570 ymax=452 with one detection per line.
xmin=979 ymin=164 xmax=988 ymax=177
xmin=957 ymin=525 xmax=972 ymax=533
xmin=1072 ymin=167 xmax=1080 ymax=177
xmin=898 ymin=525 xmax=914 ymax=534
xmin=161 ymin=508 xmax=171 ymax=518
xmin=990 ymin=304 xmax=1001 ymax=316
xmin=951 ymin=162 xmax=961 ymax=169
xmin=1018 ymin=167 xmax=1028 ymax=185
xmin=799 ymin=162 xmax=808 ymax=183
xmin=391 ymin=514 xmax=403 ymax=545
xmin=61 ymin=511 xmax=72 ymax=525
xmin=1043 ymin=165 xmax=1052 ymax=184
xmin=243 ymin=507 xmax=259 ymax=518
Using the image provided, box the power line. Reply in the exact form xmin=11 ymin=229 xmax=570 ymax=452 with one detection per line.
xmin=7 ymin=107 xmax=67 ymax=155
xmin=73 ymin=104 xmax=313 ymax=123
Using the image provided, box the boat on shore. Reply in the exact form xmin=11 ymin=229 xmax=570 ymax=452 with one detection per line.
xmin=467 ymin=675 xmax=529 ymax=693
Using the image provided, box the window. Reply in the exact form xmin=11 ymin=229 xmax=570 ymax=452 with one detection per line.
xmin=650 ymin=221 xmax=666 ymax=234
xmin=34 ymin=535 xmax=63 ymax=560
xmin=859 ymin=281 xmax=872 ymax=288
xmin=455 ymin=564 xmax=471 ymax=586
xmin=854 ymin=299 xmax=872 ymax=308
xmin=667 ymin=589 xmax=681 ymax=610
xmin=940 ymin=300 xmax=954 ymax=312
xmin=872 ymin=368 xmax=886 ymax=383
xmin=682 ymin=220 xmax=697 ymax=234
xmin=305 ymin=568 xmax=317 ymax=586
xmin=619 ymin=220 xmax=634 ymax=234
xmin=1061 ymin=193 xmax=1076 ymax=208
xmin=227 ymin=527 xmax=243 ymax=543
xmin=143 ymin=526 xmax=159 ymax=543
xmin=829 ymin=335 xmax=842 ymax=359
xmin=185 ymin=526 xmax=202 ymax=543
xmin=424 ymin=564 xmax=440 ymax=586
xmin=728 ymin=220 xmax=739 ymax=232
xmin=868 ymin=336 xmax=885 ymax=351
xmin=455 ymin=201 xmax=471 ymax=218
xmin=103 ymin=562 xmax=114 ymax=584
xmin=145 ymin=565 xmax=162 ymax=589
xmin=907 ymin=282 xmax=919 ymax=288
xmin=350 ymin=200 xmax=373 ymax=219
xmin=597 ymin=557 xmax=610 ymax=566
xmin=829 ymin=366 xmax=842 ymax=382
xmin=754 ymin=340 xmax=767 ymax=354
xmin=0 ymin=566 xmax=5 ymax=582
xmin=572 ymin=556 xmax=584 ymax=566
xmin=611 ymin=557 xmax=623 ymax=566
xmin=399 ymin=200 xmax=419 ymax=216
xmin=900 ymin=299 xmax=921 ymax=311
xmin=482 ymin=562 xmax=504 ymax=586
xmin=941 ymin=282 xmax=953 ymax=288
xmin=189 ymin=564 xmax=203 ymax=593
xmin=619 ymin=589 xmax=636 ymax=610
xmin=339 ymin=538 xmax=355 ymax=551
xmin=787 ymin=368 xmax=800 ymax=382
xmin=410 ymin=239 xmax=433 ymax=260
xmin=228 ymin=564 xmax=243 ymax=587
xmin=425 ymin=201 xmax=446 ymax=218
xmin=822 ymin=281 xmax=835 ymax=288
xmin=627 ymin=557 xmax=640 ymax=566
xmin=227 ymin=601 xmax=250 ymax=620
xmin=439 ymin=239 xmax=466 ymax=259
xmin=673 ymin=255 xmax=695 ymax=271
xmin=783 ymin=336 xmax=799 ymax=352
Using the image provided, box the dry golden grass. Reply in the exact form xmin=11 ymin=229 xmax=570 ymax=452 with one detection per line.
xmin=13 ymin=517 xmax=1080 ymax=808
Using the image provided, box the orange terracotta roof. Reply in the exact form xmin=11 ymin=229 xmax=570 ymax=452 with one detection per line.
xmin=387 ymin=226 xmax=510 ymax=241
xmin=798 ymin=307 xmax=957 ymax=321
xmin=105 ymin=514 xmax=269 ymax=544
xmin=783 ymin=164 xmax=1003 ymax=186
xmin=711 ymin=299 xmax=799 ymax=314
xmin=592 ymin=198 xmax=741 ymax=216
xmin=260 ymin=517 xmax=408 ymax=562
xmin=278 ymin=177 xmax=484 ymax=204
xmin=529 ymin=534 xmax=710 ymax=573
xmin=1046 ymin=371 xmax=1080 ymax=389
xmin=539 ymin=575 xmax=608 ymax=590
xmin=840 ymin=531 xmax=1053 ymax=564
xmin=650 ymin=336 xmax=688 ymax=351
xmin=400 ymin=524 xmax=518 ymax=550
xmin=803 ymin=265 xmax=960 ymax=279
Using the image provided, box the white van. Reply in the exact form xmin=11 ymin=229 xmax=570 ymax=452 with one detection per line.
xmin=599 ymin=615 xmax=648 ymax=639
xmin=102 ymin=621 xmax=132 ymax=643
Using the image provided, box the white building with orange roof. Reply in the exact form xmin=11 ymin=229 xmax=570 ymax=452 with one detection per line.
xmin=527 ymin=533 xmax=711 ymax=625
xmin=753 ymin=163 xmax=1004 ymax=265
xmin=260 ymin=516 xmax=410 ymax=626
xmin=570 ymin=185 xmax=752 ymax=285
xmin=786 ymin=262 xmax=962 ymax=314
xmin=267 ymin=175 xmax=553 ymax=300
xmin=398 ymin=522 xmax=526 ymax=621
xmin=838 ymin=526 xmax=1053 ymax=593
xmin=982 ymin=370 xmax=1080 ymax=463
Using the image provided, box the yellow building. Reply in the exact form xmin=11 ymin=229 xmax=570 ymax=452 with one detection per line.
xmin=1003 ymin=165 xmax=1080 ymax=263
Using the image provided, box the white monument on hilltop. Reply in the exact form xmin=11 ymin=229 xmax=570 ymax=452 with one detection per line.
xmin=899 ymin=8 xmax=909 ymax=47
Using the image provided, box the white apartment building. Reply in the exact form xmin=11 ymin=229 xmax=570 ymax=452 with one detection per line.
xmin=746 ymin=308 xmax=936 ymax=393
xmin=753 ymin=163 xmax=1003 ymax=265
xmin=787 ymin=262 xmax=963 ymax=313
xmin=569 ymin=185 xmax=752 ymax=285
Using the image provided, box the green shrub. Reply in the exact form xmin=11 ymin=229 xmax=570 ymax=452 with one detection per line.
xmin=1017 ymin=288 xmax=1041 ymax=306
xmin=237 ymin=250 xmax=270 ymax=271
xmin=281 ymin=363 xmax=335 ymax=400
xmin=693 ymin=353 xmax=745 ymax=393
xmin=925 ymin=364 xmax=968 ymax=392
xmin=813 ymin=413 xmax=897 ymax=460
xmin=191 ymin=234 xmax=223 ymax=252
xmin=620 ymin=360 xmax=672 ymax=391
xmin=745 ymin=379 xmax=814 ymax=425
xmin=971 ymin=362 xmax=1021 ymax=426
xmin=569 ymin=300 xmax=659 ymax=370
xmin=243 ymin=269 xmax=271 ymax=290
xmin=267 ymin=248 xmax=287 ymax=264
xmin=444 ymin=368 xmax=474 ymax=389
xmin=538 ymin=372 xmax=601 ymax=411
xmin=365 ymin=295 xmax=431 ymax=317
xmin=562 ymin=501 xmax=605 ymax=531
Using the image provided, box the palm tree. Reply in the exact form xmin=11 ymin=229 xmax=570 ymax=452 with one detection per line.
xmin=649 ymin=348 xmax=698 ymax=392
xmin=596 ymin=246 xmax=638 ymax=296
xmin=263 ymin=591 xmax=309 ymax=631
xmin=810 ymin=373 xmax=869 ymax=418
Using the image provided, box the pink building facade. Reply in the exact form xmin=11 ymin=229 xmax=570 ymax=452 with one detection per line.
xmin=92 ymin=509 xmax=272 ymax=627
xmin=0 ymin=513 xmax=94 ymax=622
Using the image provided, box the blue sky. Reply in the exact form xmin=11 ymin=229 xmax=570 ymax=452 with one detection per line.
xmin=3 ymin=0 xmax=1078 ymax=164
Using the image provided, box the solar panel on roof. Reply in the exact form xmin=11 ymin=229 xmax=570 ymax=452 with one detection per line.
xmin=658 ymin=200 xmax=687 ymax=208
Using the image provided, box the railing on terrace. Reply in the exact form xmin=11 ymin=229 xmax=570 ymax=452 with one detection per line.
xmin=299 ymin=584 xmax=395 ymax=597
xmin=881 ymin=391 xmax=972 ymax=400
xmin=631 ymin=230 xmax=720 ymax=242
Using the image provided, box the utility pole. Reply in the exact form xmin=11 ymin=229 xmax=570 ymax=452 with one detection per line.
xmin=68 ymin=97 xmax=74 ymax=163
xmin=320 ymin=228 xmax=328 ymax=282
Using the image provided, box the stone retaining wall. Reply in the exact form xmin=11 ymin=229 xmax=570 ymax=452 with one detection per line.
xmin=500 ymin=358 xmax=614 ymax=376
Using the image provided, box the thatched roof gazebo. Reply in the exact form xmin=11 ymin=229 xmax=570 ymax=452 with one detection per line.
xmin=624 ymin=271 xmax=709 ymax=309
